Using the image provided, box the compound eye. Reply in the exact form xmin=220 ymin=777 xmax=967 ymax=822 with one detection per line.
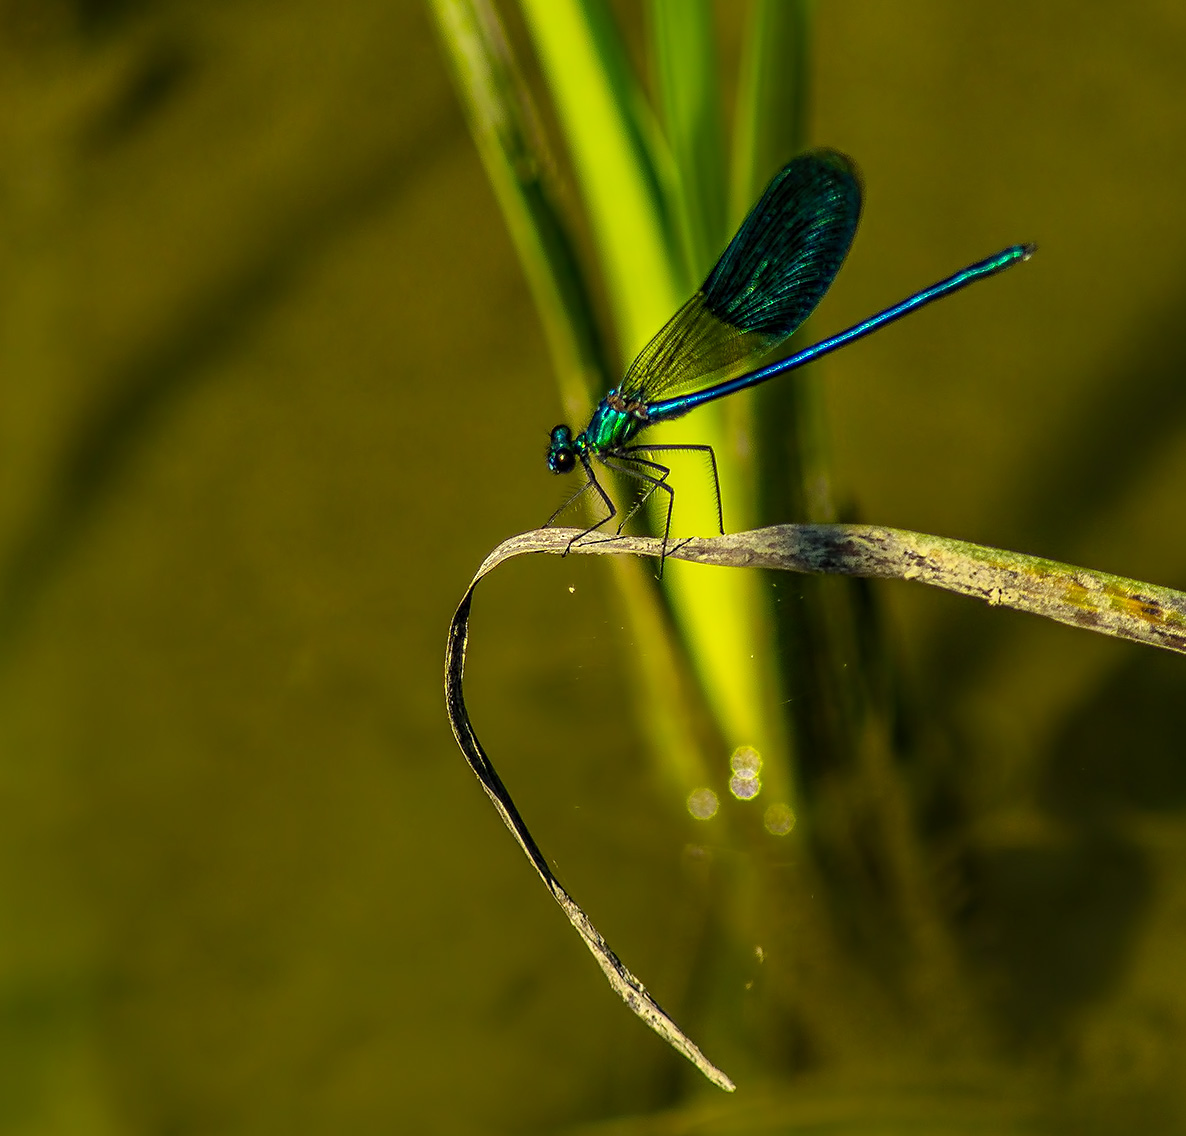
xmin=551 ymin=449 xmax=576 ymax=474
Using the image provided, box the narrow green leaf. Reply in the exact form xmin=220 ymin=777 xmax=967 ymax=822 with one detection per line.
xmin=427 ymin=0 xmax=610 ymax=418
xmin=435 ymin=0 xmax=722 ymax=794
xmin=650 ymin=0 xmax=727 ymax=288
xmin=732 ymin=0 xmax=814 ymax=213
xmin=519 ymin=0 xmax=791 ymax=798
xmin=730 ymin=0 xmax=876 ymax=786
xmin=519 ymin=0 xmax=677 ymax=355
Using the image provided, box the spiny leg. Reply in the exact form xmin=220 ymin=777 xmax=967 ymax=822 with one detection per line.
xmin=605 ymin=453 xmax=672 ymax=535
xmin=555 ymin=454 xmax=617 ymax=556
xmin=621 ymin=443 xmax=724 ymax=535
xmin=545 ymin=471 xmax=595 ymax=529
xmin=600 ymin=454 xmax=677 ymax=574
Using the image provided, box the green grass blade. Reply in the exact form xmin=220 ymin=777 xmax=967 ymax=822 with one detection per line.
xmin=521 ymin=0 xmax=795 ymax=803
xmin=650 ymin=0 xmax=727 ymax=288
xmin=518 ymin=0 xmax=677 ymax=354
xmin=730 ymin=0 xmax=877 ymax=787
xmin=427 ymin=0 xmax=611 ymax=418
xmin=433 ymin=0 xmax=723 ymax=793
xmin=731 ymin=0 xmax=814 ymax=213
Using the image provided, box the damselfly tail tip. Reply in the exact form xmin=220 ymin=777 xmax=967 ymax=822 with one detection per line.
xmin=1020 ymin=242 xmax=1037 ymax=261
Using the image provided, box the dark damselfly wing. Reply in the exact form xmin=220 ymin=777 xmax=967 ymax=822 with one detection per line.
xmin=618 ymin=149 xmax=862 ymax=403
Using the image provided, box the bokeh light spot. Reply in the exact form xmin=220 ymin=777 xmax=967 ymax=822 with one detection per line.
xmin=730 ymin=745 xmax=762 ymax=777
xmin=729 ymin=772 xmax=761 ymax=800
xmin=728 ymin=745 xmax=763 ymax=800
xmin=763 ymin=802 xmax=796 ymax=835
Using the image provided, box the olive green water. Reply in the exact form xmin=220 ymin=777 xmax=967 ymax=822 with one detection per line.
xmin=2 ymin=2 xmax=1186 ymax=1133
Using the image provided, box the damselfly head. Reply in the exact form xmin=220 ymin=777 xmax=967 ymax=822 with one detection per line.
xmin=546 ymin=425 xmax=577 ymax=474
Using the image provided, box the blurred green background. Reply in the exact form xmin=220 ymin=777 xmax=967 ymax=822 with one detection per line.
xmin=2 ymin=1 xmax=1186 ymax=1133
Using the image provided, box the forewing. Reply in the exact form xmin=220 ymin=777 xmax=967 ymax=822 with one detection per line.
xmin=618 ymin=292 xmax=776 ymax=402
xmin=620 ymin=150 xmax=862 ymax=402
